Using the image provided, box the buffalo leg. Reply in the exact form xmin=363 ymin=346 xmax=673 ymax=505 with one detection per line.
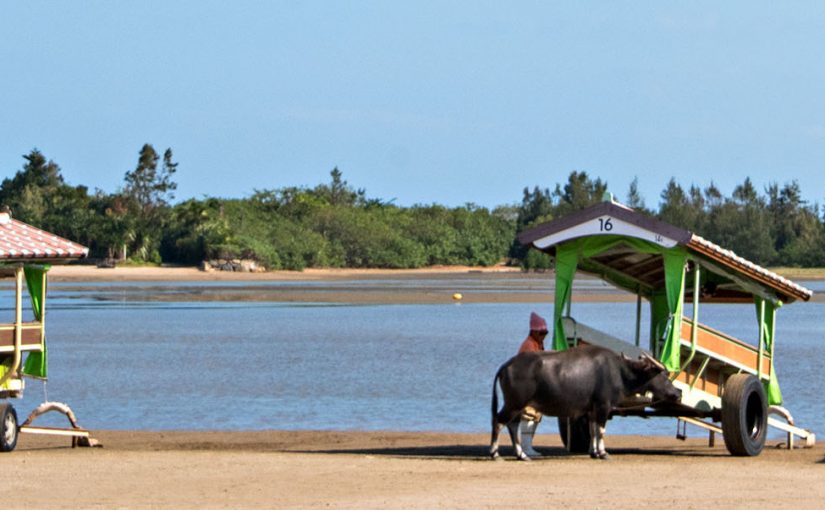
xmin=588 ymin=416 xmax=599 ymax=459
xmin=587 ymin=408 xmax=611 ymax=460
xmin=506 ymin=418 xmax=531 ymax=461
xmin=596 ymin=423 xmax=609 ymax=460
xmin=490 ymin=408 xmax=522 ymax=460
xmin=590 ymin=406 xmax=610 ymax=460
xmin=489 ymin=421 xmax=504 ymax=460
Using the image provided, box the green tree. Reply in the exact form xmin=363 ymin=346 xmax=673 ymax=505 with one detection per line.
xmin=312 ymin=167 xmax=364 ymax=206
xmin=510 ymin=186 xmax=554 ymax=264
xmin=0 ymin=149 xmax=65 ymax=225
xmin=626 ymin=176 xmax=650 ymax=213
xmin=658 ymin=178 xmax=694 ymax=230
xmin=118 ymin=144 xmax=179 ymax=262
xmin=702 ymin=178 xmax=776 ymax=265
xmin=124 ymin=145 xmax=178 ymax=211
xmin=0 ymin=149 xmax=95 ymax=247
xmin=553 ymin=171 xmax=607 ymax=216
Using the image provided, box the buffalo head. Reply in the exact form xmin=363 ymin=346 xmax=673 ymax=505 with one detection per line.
xmin=622 ymin=352 xmax=682 ymax=403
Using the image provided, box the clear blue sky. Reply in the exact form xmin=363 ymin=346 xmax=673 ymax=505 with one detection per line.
xmin=2 ymin=2 xmax=824 ymax=209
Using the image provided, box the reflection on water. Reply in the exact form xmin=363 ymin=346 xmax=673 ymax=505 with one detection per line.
xmin=4 ymin=278 xmax=823 ymax=442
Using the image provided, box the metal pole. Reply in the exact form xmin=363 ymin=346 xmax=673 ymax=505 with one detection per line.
xmin=635 ymin=292 xmax=642 ymax=347
xmin=757 ymin=299 xmax=765 ymax=380
xmin=678 ymin=265 xmax=701 ymax=375
xmin=691 ymin=266 xmax=700 ymax=353
xmin=769 ymin=304 xmax=776 ymax=375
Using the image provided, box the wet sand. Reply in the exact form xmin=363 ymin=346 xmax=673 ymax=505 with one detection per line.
xmin=45 ymin=265 xmax=822 ymax=304
xmin=47 ymin=265 xmax=635 ymax=304
xmin=10 ymin=430 xmax=824 ymax=508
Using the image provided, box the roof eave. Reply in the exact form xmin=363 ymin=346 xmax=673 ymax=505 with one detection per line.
xmin=517 ymin=202 xmax=813 ymax=303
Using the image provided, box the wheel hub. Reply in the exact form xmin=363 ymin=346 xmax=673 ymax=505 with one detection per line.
xmin=3 ymin=413 xmax=15 ymax=444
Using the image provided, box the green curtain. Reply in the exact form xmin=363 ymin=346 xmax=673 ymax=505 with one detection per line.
xmin=551 ymin=235 xmax=688 ymax=367
xmin=552 ymin=244 xmax=579 ymax=351
xmin=649 ymin=290 xmax=669 ymax=356
xmin=755 ymin=297 xmax=782 ymax=405
xmin=658 ymin=251 xmax=687 ymax=371
xmin=22 ymin=265 xmax=49 ymax=379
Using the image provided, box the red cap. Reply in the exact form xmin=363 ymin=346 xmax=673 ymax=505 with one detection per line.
xmin=530 ymin=312 xmax=548 ymax=332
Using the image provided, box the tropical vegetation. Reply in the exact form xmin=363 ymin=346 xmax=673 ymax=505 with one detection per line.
xmin=2 ymin=147 xmax=824 ymax=271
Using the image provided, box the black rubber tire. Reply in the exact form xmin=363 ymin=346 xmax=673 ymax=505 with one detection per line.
xmin=721 ymin=374 xmax=767 ymax=457
xmin=558 ymin=416 xmax=591 ymax=453
xmin=0 ymin=403 xmax=18 ymax=453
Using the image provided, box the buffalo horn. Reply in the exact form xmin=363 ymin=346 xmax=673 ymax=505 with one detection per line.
xmin=641 ymin=352 xmax=666 ymax=371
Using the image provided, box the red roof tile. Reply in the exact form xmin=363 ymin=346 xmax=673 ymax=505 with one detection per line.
xmin=0 ymin=212 xmax=88 ymax=261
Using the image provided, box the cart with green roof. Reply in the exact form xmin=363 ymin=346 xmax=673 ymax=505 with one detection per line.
xmin=518 ymin=195 xmax=815 ymax=456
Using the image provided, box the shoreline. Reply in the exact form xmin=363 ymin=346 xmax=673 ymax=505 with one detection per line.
xmin=47 ymin=264 xmax=525 ymax=282
xmin=47 ymin=264 xmax=825 ymax=282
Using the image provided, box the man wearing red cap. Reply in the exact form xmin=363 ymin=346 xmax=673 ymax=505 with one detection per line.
xmin=519 ymin=311 xmax=548 ymax=353
xmin=516 ymin=311 xmax=548 ymax=457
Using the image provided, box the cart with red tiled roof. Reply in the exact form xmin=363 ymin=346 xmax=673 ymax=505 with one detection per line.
xmin=0 ymin=209 xmax=92 ymax=452
xmin=518 ymin=195 xmax=816 ymax=456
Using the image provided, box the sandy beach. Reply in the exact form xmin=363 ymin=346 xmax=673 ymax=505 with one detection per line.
xmin=9 ymin=430 xmax=824 ymax=509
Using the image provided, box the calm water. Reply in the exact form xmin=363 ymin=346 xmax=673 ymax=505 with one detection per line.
xmin=4 ymin=277 xmax=823 ymax=441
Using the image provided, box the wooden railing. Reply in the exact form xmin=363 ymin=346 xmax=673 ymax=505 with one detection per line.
xmin=0 ymin=323 xmax=44 ymax=353
xmin=679 ymin=320 xmax=770 ymax=376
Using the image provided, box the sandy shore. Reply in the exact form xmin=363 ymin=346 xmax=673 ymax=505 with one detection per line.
xmin=9 ymin=430 xmax=824 ymax=508
xmin=47 ymin=264 xmax=523 ymax=282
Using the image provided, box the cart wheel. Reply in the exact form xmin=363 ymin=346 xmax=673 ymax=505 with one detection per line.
xmin=721 ymin=374 xmax=767 ymax=456
xmin=0 ymin=403 xmax=18 ymax=453
xmin=558 ymin=416 xmax=591 ymax=453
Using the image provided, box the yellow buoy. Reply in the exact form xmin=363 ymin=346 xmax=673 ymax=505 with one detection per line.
xmin=452 ymin=293 xmax=463 ymax=301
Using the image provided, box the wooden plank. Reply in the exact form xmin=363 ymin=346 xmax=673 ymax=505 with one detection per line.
xmin=673 ymin=360 xmax=723 ymax=397
xmin=20 ymin=426 xmax=90 ymax=438
xmin=680 ymin=321 xmax=770 ymax=375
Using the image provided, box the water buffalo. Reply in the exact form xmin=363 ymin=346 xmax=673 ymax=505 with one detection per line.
xmin=490 ymin=344 xmax=681 ymax=461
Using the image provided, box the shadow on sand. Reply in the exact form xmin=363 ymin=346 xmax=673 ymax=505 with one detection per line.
xmin=296 ymin=444 xmax=724 ymax=460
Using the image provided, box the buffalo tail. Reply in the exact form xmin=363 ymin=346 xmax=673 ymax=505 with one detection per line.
xmin=491 ymin=364 xmax=504 ymax=426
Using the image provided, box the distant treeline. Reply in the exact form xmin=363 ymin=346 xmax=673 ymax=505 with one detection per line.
xmin=2 ymin=147 xmax=824 ymax=270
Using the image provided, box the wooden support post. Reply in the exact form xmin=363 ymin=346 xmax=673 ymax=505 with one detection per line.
xmin=11 ymin=266 xmax=23 ymax=377
xmin=40 ymin=269 xmax=47 ymax=344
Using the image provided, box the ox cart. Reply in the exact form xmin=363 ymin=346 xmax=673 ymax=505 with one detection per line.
xmin=0 ymin=210 xmax=93 ymax=452
xmin=517 ymin=196 xmax=816 ymax=456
